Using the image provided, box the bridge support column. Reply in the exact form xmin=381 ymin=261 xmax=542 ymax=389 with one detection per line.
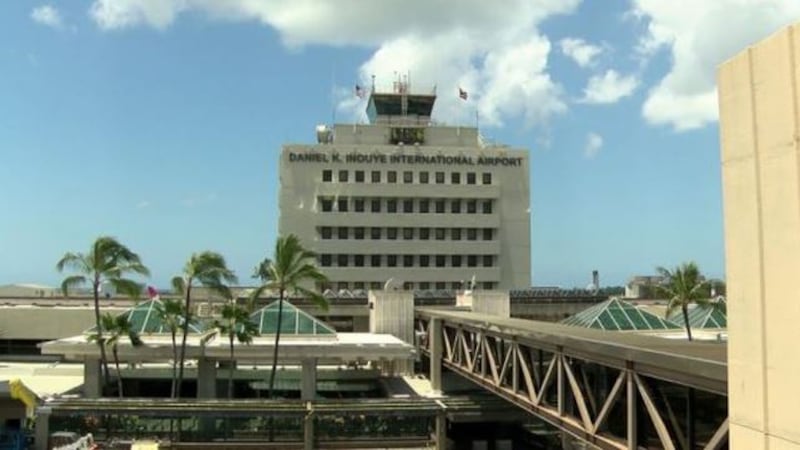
xmin=435 ymin=410 xmax=447 ymax=450
xmin=197 ymin=358 xmax=217 ymax=399
xmin=83 ymin=358 xmax=102 ymax=398
xmin=627 ymin=369 xmax=637 ymax=450
xmin=301 ymin=358 xmax=317 ymax=401
xmin=303 ymin=404 xmax=315 ymax=450
xmin=34 ymin=408 xmax=50 ymax=450
xmin=430 ymin=318 xmax=442 ymax=393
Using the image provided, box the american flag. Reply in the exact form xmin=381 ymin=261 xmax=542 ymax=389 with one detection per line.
xmin=355 ymin=84 xmax=365 ymax=98
xmin=458 ymin=87 xmax=468 ymax=101
xmin=146 ymin=286 xmax=160 ymax=301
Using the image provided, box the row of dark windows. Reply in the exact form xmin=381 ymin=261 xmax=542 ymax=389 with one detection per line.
xmin=320 ymin=226 xmax=494 ymax=241
xmin=320 ymin=197 xmax=493 ymax=214
xmin=322 ymin=169 xmax=492 ymax=185
xmin=319 ymin=254 xmax=495 ymax=268
xmin=319 ymin=281 xmax=496 ymax=291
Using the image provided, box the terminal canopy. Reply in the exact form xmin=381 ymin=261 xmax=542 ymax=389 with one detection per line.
xmin=561 ymin=297 xmax=681 ymax=331
xmin=249 ymin=300 xmax=336 ymax=336
xmin=668 ymin=298 xmax=727 ymax=329
xmin=84 ymin=299 xmax=207 ymax=335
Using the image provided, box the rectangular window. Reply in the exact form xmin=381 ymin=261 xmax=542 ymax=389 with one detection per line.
xmin=483 ymin=282 xmax=495 ymax=290
xmin=354 ymin=198 xmax=365 ymax=212
xmin=321 ymin=199 xmax=333 ymax=212
xmin=452 ymin=255 xmax=462 ymax=267
xmin=354 ymin=255 xmax=365 ymax=267
xmin=321 ymin=227 xmax=332 ymax=239
xmin=403 ymin=282 xmax=414 ymax=291
xmin=371 ymin=228 xmax=381 ymax=240
xmin=435 ymin=255 xmax=446 ymax=267
xmin=371 ymin=171 xmax=381 ymax=183
xmin=370 ymin=281 xmax=382 ymax=290
xmin=355 ymin=170 xmax=365 ymax=183
xmin=451 ymin=200 xmax=461 ymax=214
xmin=338 ymin=198 xmax=348 ymax=212
xmin=387 ymin=171 xmax=397 ymax=183
xmin=403 ymin=171 xmax=413 ymax=183
xmin=403 ymin=228 xmax=414 ymax=240
xmin=482 ymin=172 xmax=492 ymax=185
xmin=321 ymin=254 xmax=331 ymax=267
xmin=467 ymin=228 xmax=477 ymax=241
xmin=468 ymin=255 xmax=477 ymax=267
xmin=387 ymin=227 xmax=398 ymax=240
xmin=419 ymin=172 xmax=429 ymax=184
xmin=482 ymin=200 xmax=492 ymax=214
xmin=338 ymin=254 xmax=349 ymax=267
xmin=403 ymin=255 xmax=414 ymax=267
xmin=419 ymin=199 xmax=429 ymax=213
xmin=339 ymin=170 xmax=349 ymax=182
xmin=403 ymin=199 xmax=413 ymax=213
xmin=337 ymin=282 xmax=349 ymax=290
xmin=419 ymin=255 xmax=430 ymax=267
xmin=451 ymin=228 xmax=461 ymax=240
xmin=371 ymin=255 xmax=382 ymax=267
xmin=435 ymin=282 xmax=446 ymax=290
xmin=435 ymin=228 xmax=446 ymax=240
xmin=387 ymin=255 xmax=398 ymax=267
xmin=419 ymin=282 xmax=430 ymax=290
xmin=467 ymin=200 xmax=477 ymax=214
xmin=337 ymin=227 xmax=348 ymax=239
xmin=451 ymin=282 xmax=461 ymax=290
xmin=435 ymin=200 xmax=445 ymax=214
xmin=483 ymin=255 xmax=493 ymax=267
xmin=467 ymin=172 xmax=476 ymax=184
xmin=322 ymin=170 xmax=332 ymax=182
xmin=371 ymin=199 xmax=381 ymax=213
xmin=387 ymin=199 xmax=397 ymax=213
xmin=435 ymin=171 xmax=445 ymax=184
xmin=451 ymin=172 xmax=461 ymax=184
xmin=419 ymin=228 xmax=430 ymax=240
xmin=482 ymin=228 xmax=493 ymax=240
xmin=354 ymin=227 xmax=365 ymax=240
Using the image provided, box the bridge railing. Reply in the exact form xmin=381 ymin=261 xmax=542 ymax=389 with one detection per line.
xmin=415 ymin=309 xmax=729 ymax=450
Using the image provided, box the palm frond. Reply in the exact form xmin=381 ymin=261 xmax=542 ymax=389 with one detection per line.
xmin=60 ymin=275 xmax=88 ymax=297
xmin=171 ymin=277 xmax=186 ymax=296
xmin=56 ymin=252 xmax=89 ymax=274
xmin=107 ymin=278 xmax=143 ymax=299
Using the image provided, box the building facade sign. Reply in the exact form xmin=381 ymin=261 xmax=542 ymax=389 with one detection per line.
xmin=288 ymin=152 xmax=524 ymax=167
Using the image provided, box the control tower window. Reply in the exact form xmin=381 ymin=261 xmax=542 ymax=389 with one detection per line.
xmin=322 ymin=170 xmax=332 ymax=182
xmin=339 ymin=170 xmax=348 ymax=183
xmin=467 ymin=172 xmax=476 ymax=185
xmin=388 ymin=171 xmax=397 ymax=183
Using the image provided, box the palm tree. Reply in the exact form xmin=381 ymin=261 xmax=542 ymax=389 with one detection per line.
xmin=172 ymin=252 xmax=237 ymax=397
xmin=155 ymin=298 xmax=186 ymax=398
xmin=655 ymin=262 xmax=710 ymax=341
xmin=90 ymin=313 xmax=143 ymax=398
xmin=250 ymin=234 xmax=328 ymax=399
xmin=214 ymin=302 xmax=259 ymax=399
xmin=57 ymin=236 xmax=149 ymax=392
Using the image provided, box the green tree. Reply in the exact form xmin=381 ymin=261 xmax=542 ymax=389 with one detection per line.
xmin=251 ymin=234 xmax=328 ymax=399
xmin=655 ymin=262 xmax=710 ymax=341
xmin=155 ymin=298 xmax=186 ymax=398
xmin=214 ymin=302 xmax=259 ymax=399
xmin=172 ymin=252 xmax=237 ymax=397
xmin=90 ymin=313 xmax=143 ymax=398
xmin=57 ymin=236 xmax=149 ymax=392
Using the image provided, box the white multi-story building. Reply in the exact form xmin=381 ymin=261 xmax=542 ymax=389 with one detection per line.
xmin=278 ymin=83 xmax=531 ymax=291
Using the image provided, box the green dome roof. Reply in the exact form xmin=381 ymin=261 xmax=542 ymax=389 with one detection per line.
xmin=561 ymin=298 xmax=681 ymax=331
xmin=249 ymin=300 xmax=336 ymax=336
xmin=84 ymin=299 xmax=207 ymax=334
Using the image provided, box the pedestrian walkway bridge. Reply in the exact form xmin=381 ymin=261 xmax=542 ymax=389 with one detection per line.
xmin=415 ymin=308 xmax=729 ymax=450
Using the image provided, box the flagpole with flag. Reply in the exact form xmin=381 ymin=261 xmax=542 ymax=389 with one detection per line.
xmin=458 ymin=87 xmax=469 ymax=133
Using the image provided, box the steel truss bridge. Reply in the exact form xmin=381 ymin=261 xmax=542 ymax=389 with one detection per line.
xmin=415 ymin=308 xmax=729 ymax=450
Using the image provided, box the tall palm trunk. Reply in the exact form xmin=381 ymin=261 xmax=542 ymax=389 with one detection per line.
xmin=92 ymin=280 xmax=110 ymax=394
xmin=228 ymin=333 xmax=235 ymax=399
xmin=267 ymin=289 xmax=285 ymax=399
xmin=112 ymin=345 xmax=124 ymax=398
xmin=176 ymin=284 xmax=192 ymax=397
xmin=170 ymin=329 xmax=178 ymax=398
xmin=682 ymin=305 xmax=693 ymax=341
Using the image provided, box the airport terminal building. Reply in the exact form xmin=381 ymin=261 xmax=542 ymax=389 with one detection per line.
xmin=279 ymin=83 xmax=531 ymax=291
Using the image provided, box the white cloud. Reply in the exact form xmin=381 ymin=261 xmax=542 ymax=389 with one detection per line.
xmin=580 ymin=70 xmax=639 ymax=104
xmin=632 ymin=0 xmax=800 ymax=131
xmin=584 ymin=132 xmax=603 ymax=159
xmin=88 ymin=0 xmax=581 ymax=128
xmin=136 ymin=200 xmax=151 ymax=209
xmin=31 ymin=5 xmax=63 ymax=29
xmin=560 ymin=38 xmax=603 ymax=68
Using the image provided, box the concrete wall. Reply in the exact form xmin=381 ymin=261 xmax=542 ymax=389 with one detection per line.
xmin=718 ymin=22 xmax=800 ymax=450
xmin=0 ymin=306 xmax=128 ymax=340
xmin=368 ymin=291 xmax=414 ymax=374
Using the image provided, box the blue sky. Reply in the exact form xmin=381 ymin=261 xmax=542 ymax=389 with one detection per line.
xmin=1 ymin=1 xmax=798 ymax=289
